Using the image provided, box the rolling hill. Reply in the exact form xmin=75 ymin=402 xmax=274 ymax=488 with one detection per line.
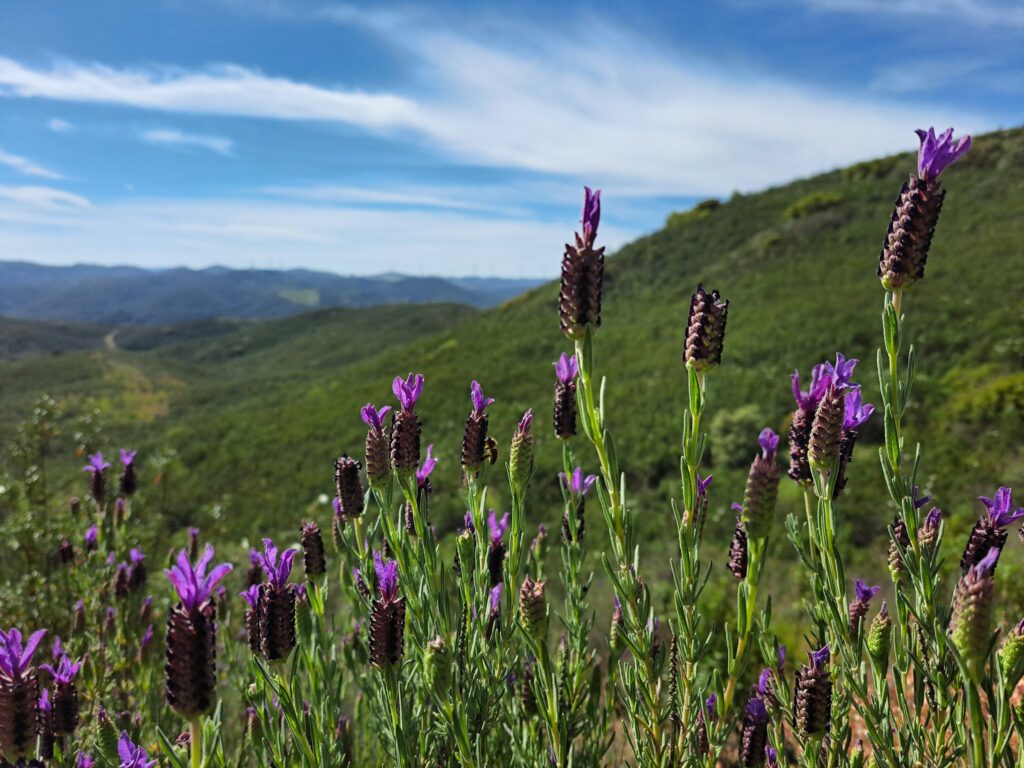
xmin=1 ymin=129 xmax=1022 ymax=626
xmin=0 ymin=262 xmax=543 ymax=324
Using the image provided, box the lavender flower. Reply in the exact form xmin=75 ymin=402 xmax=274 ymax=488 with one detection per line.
xmin=82 ymin=452 xmax=111 ymax=505
xmin=77 ymin=752 xmax=95 ymax=768
xmin=41 ymin=655 xmax=80 ymax=735
xmin=919 ymin=507 xmax=942 ymax=553
xmin=915 ymin=127 xmax=972 ymax=181
xmin=848 ymin=579 xmax=881 ymax=634
xmin=0 ymin=627 xmax=46 ymax=756
xmin=962 ymin=486 xmax=1023 ymax=573
xmin=519 ymin=577 xmax=547 ymax=644
xmin=879 ymin=128 xmax=970 ymax=290
xmin=951 ymin=547 xmax=1000 ymax=674
xmin=119 ymin=448 xmax=137 ymax=496
xmin=391 ymin=373 xmax=424 ymax=471
xmin=486 ymin=583 xmax=503 ymax=641
xmin=255 ymin=539 xmax=298 ymax=661
xmin=487 ymin=511 xmax=510 ymax=586
xmin=728 ymin=515 xmax=748 ymax=580
xmin=795 ymin=644 xmax=832 ymax=736
xmin=742 ymin=428 xmax=781 ymax=540
xmin=369 ymin=551 xmax=405 ymax=667
xmin=117 ymin=731 xmax=157 ymax=768
xmin=789 ymin=364 xmax=831 ymax=483
xmin=809 ymin=355 xmax=860 ymax=471
xmin=740 ymin=694 xmax=769 ymax=768
xmin=416 ymin=444 xmax=438 ymax=489
xmin=361 ymin=403 xmax=392 ymax=482
xmin=164 ymin=545 xmax=232 ymax=718
xmin=833 ymin=389 xmax=874 ymax=498
xmin=301 ymin=521 xmax=326 ymax=580
xmin=559 ymin=187 xmax=605 ymax=339
xmin=683 ymin=284 xmax=729 ymax=371
xmin=334 ymin=454 xmax=365 ymax=519
xmin=509 ymin=409 xmax=535 ymax=491
xmin=462 ymin=381 xmax=495 ymax=474
xmin=553 ymin=353 xmax=579 ymax=438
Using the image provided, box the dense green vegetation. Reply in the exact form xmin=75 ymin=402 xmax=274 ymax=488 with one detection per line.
xmin=2 ymin=129 xmax=1022 ymax=643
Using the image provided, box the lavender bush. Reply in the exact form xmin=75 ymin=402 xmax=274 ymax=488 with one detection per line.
xmin=0 ymin=127 xmax=1021 ymax=767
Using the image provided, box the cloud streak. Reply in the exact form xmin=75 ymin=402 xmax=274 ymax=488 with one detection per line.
xmin=794 ymin=0 xmax=1024 ymax=28
xmin=140 ymin=128 xmax=235 ymax=155
xmin=0 ymin=185 xmax=89 ymax=210
xmin=0 ymin=12 xmax=989 ymax=197
xmin=0 ymin=148 xmax=64 ymax=179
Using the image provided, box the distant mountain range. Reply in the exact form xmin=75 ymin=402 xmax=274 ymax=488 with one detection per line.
xmin=0 ymin=262 xmax=544 ymax=325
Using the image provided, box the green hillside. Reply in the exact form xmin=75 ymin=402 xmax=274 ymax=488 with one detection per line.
xmin=2 ymin=129 xmax=1022 ymax=627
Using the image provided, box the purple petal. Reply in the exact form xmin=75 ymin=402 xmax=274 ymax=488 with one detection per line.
xmin=470 ymin=380 xmax=495 ymax=414
xmin=975 ymin=546 xmax=1000 ymax=577
xmin=518 ymin=409 xmax=534 ymax=433
xmin=854 ymin=579 xmax=880 ymax=602
xmin=758 ymin=428 xmax=779 ymax=460
xmin=811 ymin=644 xmax=830 ymax=668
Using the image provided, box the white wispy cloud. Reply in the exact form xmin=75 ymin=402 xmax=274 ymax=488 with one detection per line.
xmin=0 ymin=13 xmax=989 ymax=197
xmin=0 ymin=148 xmax=63 ymax=179
xmin=140 ymin=128 xmax=235 ymax=156
xmin=0 ymin=185 xmax=89 ymax=209
xmin=47 ymin=118 xmax=73 ymax=133
xmin=794 ymin=0 xmax=1024 ymax=27
xmin=0 ymin=57 xmax=422 ymax=128
xmin=0 ymin=193 xmax=625 ymax=276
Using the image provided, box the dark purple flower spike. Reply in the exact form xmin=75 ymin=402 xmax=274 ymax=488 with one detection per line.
xmin=391 ymin=374 xmax=424 ymax=472
xmin=849 ymin=579 xmax=881 ymax=634
xmin=742 ymin=427 xmax=781 ymax=540
xmin=553 ymin=354 xmax=579 ymax=439
xmin=487 ymin=511 xmax=510 ymax=587
xmin=879 ymin=127 xmax=970 ymax=290
xmin=361 ymin=404 xmax=392 ymax=483
xmin=961 ymin=486 xmax=1023 ymax=573
xmin=559 ymin=187 xmax=606 ymax=339
xmin=795 ymin=644 xmax=832 ymax=736
xmin=463 ymin=381 xmax=495 ymax=474
xmin=255 ymin=539 xmax=297 ymax=661
xmin=82 ymin=452 xmax=112 ymax=505
xmin=369 ymin=551 xmax=405 ymax=667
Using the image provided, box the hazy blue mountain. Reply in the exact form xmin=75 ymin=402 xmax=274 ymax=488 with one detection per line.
xmin=0 ymin=262 xmax=543 ymax=325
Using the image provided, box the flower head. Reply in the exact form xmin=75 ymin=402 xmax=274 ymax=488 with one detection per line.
xmin=164 ymin=544 xmax=233 ymax=612
xmin=77 ymin=753 xmax=95 ymax=768
xmin=373 ymin=550 xmax=399 ymax=601
xmin=705 ymin=694 xmax=717 ymax=717
xmin=745 ymin=695 xmax=768 ymax=720
xmin=84 ymin=524 xmax=98 ymax=549
xmin=0 ymin=627 xmax=47 ymax=677
xmin=488 ymin=510 xmax=511 ymax=544
xmin=758 ymin=428 xmax=779 ymax=461
xmin=757 ymin=667 xmax=773 ymax=696
xmin=470 ymin=380 xmax=495 ymax=415
xmin=240 ymin=585 xmax=261 ymax=608
xmin=843 ymin=389 xmax=874 ymax=431
xmin=41 ymin=654 xmax=80 ymax=684
xmin=581 ymin=186 xmax=601 ymax=244
xmin=854 ymin=579 xmax=881 ymax=603
xmin=256 ymin=539 xmax=297 ymax=590
xmin=560 ymin=467 xmax=598 ymax=497
xmin=792 ymin=364 xmax=831 ymax=410
xmin=416 ymin=444 xmax=438 ymax=488
xmin=83 ymin=452 xmax=111 ymax=474
xmin=696 ymin=473 xmax=714 ymax=499
xmin=463 ymin=511 xmax=475 ymax=534
xmin=824 ymin=353 xmax=859 ymax=391
xmin=360 ymin=403 xmax=391 ymax=433
xmin=117 ymin=731 xmax=157 ymax=768
xmin=518 ymin=409 xmax=534 ymax=433
xmin=119 ymin=449 xmax=137 ymax=467
xmin=979 ymin=486 xmax=1024 ymax=528
xmin=554 ymin=353 xmax=579 ymax=384
xmin=392 ymin=373 xmax=424 ymax=411
xmin=915 ymin=127 xmax=972 ymax=181
xmin=810 ymin=644 xmax=830 ymax=668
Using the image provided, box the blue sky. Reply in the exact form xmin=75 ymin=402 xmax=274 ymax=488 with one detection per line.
xmin=0 ymin=0 xmax=1020 ymax=277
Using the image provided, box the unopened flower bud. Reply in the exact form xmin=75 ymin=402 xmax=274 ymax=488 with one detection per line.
xmin=519 ymin=577 xmax=547 ymax=644
xmin=424 ymin=635 xmax=452 ymax=697
xmin=334 ymin=455 xmax=365 ymax=519
xmin=951 ymin=548 xmax=999 ymax=675
xmin=683 ymin=284 xmax=728 ymax=371
xmin=867 ymin=602 xmax=892 ymax=669
xmin=300 ymin=522 xmax=326 ymax=580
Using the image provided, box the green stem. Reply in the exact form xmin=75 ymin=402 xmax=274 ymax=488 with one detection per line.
xmin=190 ymin=719 xmax=202 ymax=768
xmin=967 ymin=682 xmax=986 ymax=768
